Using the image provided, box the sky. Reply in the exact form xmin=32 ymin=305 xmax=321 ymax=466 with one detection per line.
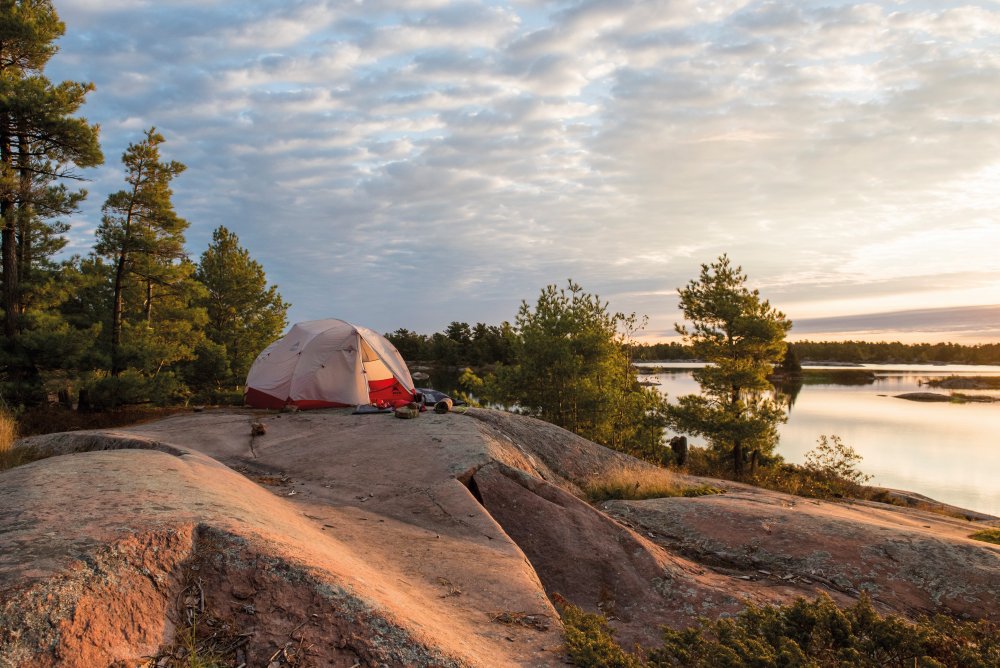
xmin=45 ymin=0 xmax=1000 ymax=343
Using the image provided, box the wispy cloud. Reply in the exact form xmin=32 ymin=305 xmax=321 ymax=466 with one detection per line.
xmin=792 ymin=305 xmax=1000 ymax=342
xmin=49 ymin=0 xmax=1000 ymax=338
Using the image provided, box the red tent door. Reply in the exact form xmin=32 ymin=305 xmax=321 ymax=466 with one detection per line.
xmin=360 ymin=338 xmax=413 ymax=407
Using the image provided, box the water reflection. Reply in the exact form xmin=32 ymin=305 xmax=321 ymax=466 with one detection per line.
xmin=637 ymin=363 xmax=1000 ymax=516
xmin=771 ymin=377 xmax=803 ymax=411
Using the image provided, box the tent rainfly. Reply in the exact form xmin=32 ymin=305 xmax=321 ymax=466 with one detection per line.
xmin=245 ymin=319 xmax=416 ymax=409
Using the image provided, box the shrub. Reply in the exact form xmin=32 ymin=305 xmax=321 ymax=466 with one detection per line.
xmin=187 ymin=387 xmax=245 ymax=406
xmin=561 ymin=593 xmax=1000 ymax=668
xmin=16 ymin=405 xmax=189 ymax=437
xmin=679 ymin=444 xmax=727 ymax=477
xmin=802 ymin=435 xmax=871 ymax=496
xmin=723 ymin=435 xmax=873 ymax=501
xmin=83 ymin=370 xmax=189 ymax=409
xmin=0 ymin=407 xmax=16 ymax=449
xmin=453 ymin=367 xmax=483 ymax=407
xmin=556 ymin=596 xmax=646 ymax=668
xmin=970 ymin=529 xmax=1000 ymax=545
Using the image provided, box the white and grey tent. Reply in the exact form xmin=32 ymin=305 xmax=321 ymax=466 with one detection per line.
xmin=245 ymin=319 xmax=416 ymax=409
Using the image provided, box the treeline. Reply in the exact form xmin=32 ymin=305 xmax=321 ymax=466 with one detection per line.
xmin=0 ymin=3 xmax=287 ymax=409
xmin=633 ymin=341 xmax=695 ymax=360
xmin=633 ymin=340 xmax=1000 ymax=365
xmin=386 ymin=322 xmax=518 ymax=367
xmin=390 ymin=332 xmax=1000 ymax=367
xmin=789 ymin=340 xmax=1000 ymax=365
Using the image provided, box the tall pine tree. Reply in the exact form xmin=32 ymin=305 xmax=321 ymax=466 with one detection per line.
xmin=195 ymin=225 xmax=288 ymax=384
xmin=667 ymin=256 xmax=792 ymax=477
xmin=94 ymin=128 xmax=201 ymax=379
xmin=0 ymin=0 xmax=102 ymax=339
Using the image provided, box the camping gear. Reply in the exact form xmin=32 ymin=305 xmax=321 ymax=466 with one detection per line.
xmin=415 ymin=387 xmax=466 ymax=407
xmin=352 ymin=404 xmax=394 ymax=415
xmin=393 ymin=402 xmax=421 ymax=419
xmin=245 ymin=319 xmax=416 ymax=409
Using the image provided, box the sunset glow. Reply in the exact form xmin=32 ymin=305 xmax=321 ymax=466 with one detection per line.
xmin=50 ymin=0 xmax=1000 ymax=341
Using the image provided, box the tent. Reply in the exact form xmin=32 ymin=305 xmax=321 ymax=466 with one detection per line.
xmin=245 ymin=319 xmax=416 ymax=409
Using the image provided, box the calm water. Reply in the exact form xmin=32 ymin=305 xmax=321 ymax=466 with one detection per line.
xmin=636 ymin=363 xmax=1000 ymax=516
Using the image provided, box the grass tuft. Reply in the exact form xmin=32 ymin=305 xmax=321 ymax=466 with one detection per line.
xmin=584 ymin=465 xmax=721 ymax=503
xmin=0 ymin=407 xmax=17 ymax=451
xmin=0 ymin=408 xmax=36 ymax=471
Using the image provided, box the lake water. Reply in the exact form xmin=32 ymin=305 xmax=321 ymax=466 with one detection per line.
xmin=636 ymin=363 xmax=1000 ymax=517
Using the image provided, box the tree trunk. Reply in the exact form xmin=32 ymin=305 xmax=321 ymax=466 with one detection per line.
xmin=111 ymin=181 xmax=141 ymax=376
xmin=1 ymin=114 xmax=17 ymax=338
xmin=111 ymin=249 xmax=128 ymax=376
xmin=16 ymin=131 xmax=30 ymax=295
xmin=730 ymin=383 xmax=743 ymax=476
xmin=1 ymin=221 xmax=15 ymax=338
xmin=77 ymin=388 xmax=90 ymax=412
xmin=16 ymin=204 xmax=30 ymax=292
xmin=144 ymin=279 xmax=153 ymax=324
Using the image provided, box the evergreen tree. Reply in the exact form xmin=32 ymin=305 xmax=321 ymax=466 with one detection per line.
xmin=385 ymin=328 xmax=428 ymax=361
xmin=94 ymin=128 xmax=187 ymax=375
xmin=470 ymin=322 xmax=516 ymax=366
xmin=487 ymin=280 xmax=667 ymax=457
xmin=667 ymin=255 xmax=792 ymax=476
xmin=17 ymin=257 xmax=105 ymax=380
xmin=0 ymin=0 xmax=102 ymax=338
xmin=114 ymin=258 xmax=206 ymax=376
xmin=195 ymin=225 xmax=288 ymax=384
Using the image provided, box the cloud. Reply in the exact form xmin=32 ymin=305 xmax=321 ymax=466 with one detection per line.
xmin=792 ymin=305 xmax=1000 ymax=341
xmin=44 ymin=0 xmax=1000 ymax=340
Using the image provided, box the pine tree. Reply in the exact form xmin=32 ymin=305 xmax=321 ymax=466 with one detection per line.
xmin=0 ymin=0 xmax=102 ymax=338
xmin=195 ymin=225 xmax=288 ymax=384
xmin=94 ymin=128 xmax=187 ymax=375
xmin=667 ymin=255 xmax=792 ymax=476
xmin=488 ymin=280 xmax=667 ymax=457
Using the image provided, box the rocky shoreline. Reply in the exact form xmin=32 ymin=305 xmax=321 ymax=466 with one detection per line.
xmin=2 ymin=409 xmax=998 ymax=666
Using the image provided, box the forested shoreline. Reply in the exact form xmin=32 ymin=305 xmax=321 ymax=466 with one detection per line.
xmin=388 ymin=327 xmax=1000 ymax=368
xmin=634 ymin=339 xmax=1000 ymax=365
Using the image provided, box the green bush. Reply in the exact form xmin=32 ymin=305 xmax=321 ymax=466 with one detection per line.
xmin=683 ymin=435 xmax=872 ymax=501
xmin=970 ymin=529 xmax=1000 ymax=545
xmin=16 ymin=405 xmax=188 ymax=436
xmin=561 ymin=593 xmax=1000 ymax=668
xmin=187 ymin=387 xmax=245 ymax=406
xmin=557 ymin=597 xmax=646 ymax=668
xmin=83 ymin=370 xmax=189 ymax=409
xmin=802 ymin=435 xmax=872 ymax=497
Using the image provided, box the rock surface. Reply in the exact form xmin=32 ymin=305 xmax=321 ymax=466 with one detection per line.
xmin=1 ymin=408 xmax=998 ymax=666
